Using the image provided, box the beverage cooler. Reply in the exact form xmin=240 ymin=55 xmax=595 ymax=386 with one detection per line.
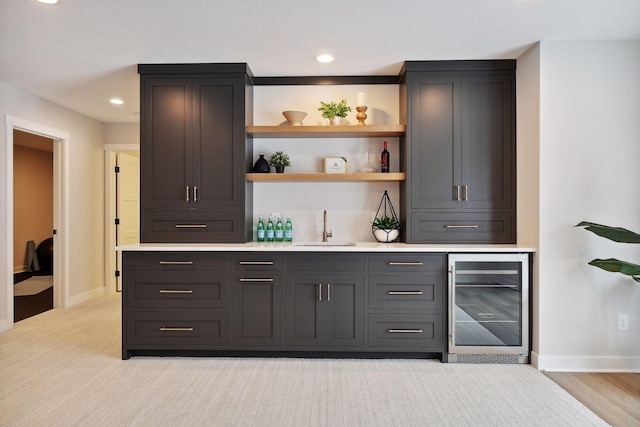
xmin=448 ymin=253 xmax=530 ymax=363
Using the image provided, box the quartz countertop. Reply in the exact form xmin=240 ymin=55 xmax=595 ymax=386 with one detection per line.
xmin=117 ymin=242 xmax=536 ymax=253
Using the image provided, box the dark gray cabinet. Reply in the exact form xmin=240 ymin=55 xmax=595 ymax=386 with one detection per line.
xmin=400 ymin=61 xmax=516 ymax=243
xmin=285 ymin=275 xmax=364 ymax=348
xmin=122 ymin=250 xmax=444 ymax=359
xmin=122 ymin=251 xmax=230 ymax=359
xmin=366 ymin=254 xmax=446 ymax=352
xmin=139 ymin=64 xmax=253 ymax=243
xmin=231 ymin=253 xmax=283 ymax=347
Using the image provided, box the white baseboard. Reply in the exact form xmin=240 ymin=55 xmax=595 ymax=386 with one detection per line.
xmin=0 ymin=318 xmax=13 ymax=333
xmin=535 ymin=353 xmax=640 ymax=372
xmin=66 ymin=287 xmax=106 ymax=307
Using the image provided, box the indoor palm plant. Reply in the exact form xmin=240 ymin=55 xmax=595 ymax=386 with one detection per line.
xmin=576 ymin=221 xmax=640 ymax=282
xmin=318 ymin=99 xmax=352 ymax=124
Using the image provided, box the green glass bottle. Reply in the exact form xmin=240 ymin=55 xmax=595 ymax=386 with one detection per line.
xmin=256 ymin=216 xmax=265 ymax=242
xmin=275 ymin=217 xmax=284 ymax=242
xmin=266 ymin=217 xmax=275 ymax=242
xmin=284 ymin=217 xmax=293 ymax=242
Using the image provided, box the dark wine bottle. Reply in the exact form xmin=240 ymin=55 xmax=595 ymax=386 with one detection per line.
xmin=381 ymin=141 xmax=390 ymax=173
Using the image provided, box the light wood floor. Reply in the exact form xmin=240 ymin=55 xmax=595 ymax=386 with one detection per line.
xmin=545 ymin=372 xmax=640 ymax=427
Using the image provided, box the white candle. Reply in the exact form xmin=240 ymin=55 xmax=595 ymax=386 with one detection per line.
xmin=357 ymin=92 xmax=367 ymax=106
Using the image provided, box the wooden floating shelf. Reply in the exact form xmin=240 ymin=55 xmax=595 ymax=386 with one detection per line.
xmin=247 ymin=172 xmax=406 ymax=182
xmin=247 ymin=124 xmax=405 ymax=138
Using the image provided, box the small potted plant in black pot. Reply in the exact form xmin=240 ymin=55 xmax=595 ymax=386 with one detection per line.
xmin=269 ymin=151 xmax=291 ymax=173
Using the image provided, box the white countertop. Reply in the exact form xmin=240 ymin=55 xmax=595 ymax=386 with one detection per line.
xmin=117 ymin=242 xmax=536 ymax=253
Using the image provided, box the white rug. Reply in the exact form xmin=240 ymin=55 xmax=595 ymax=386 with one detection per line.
xmin=0 ymin=293 xmax=608 ymax=427
xmin=13 ymin=275 xmax=53 ymax=296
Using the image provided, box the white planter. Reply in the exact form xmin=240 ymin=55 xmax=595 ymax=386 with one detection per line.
xmin=374 ymin=228 xmax=399 ymax=243
xmin=331 ymin=117 xmax=342 ymax=125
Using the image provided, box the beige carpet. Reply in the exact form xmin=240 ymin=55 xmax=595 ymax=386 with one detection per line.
xmin=0 ymin=294 xmax=607 ymax=427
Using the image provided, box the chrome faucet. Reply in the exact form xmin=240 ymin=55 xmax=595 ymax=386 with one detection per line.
xmin=322 ymin=210 xmax=333 ymax=242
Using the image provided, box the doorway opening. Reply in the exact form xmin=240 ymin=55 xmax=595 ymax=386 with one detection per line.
xmin=13 ymin=130 xmax=54 ymax=321
xmin=2 ymin=115 xmax=69 ymax=332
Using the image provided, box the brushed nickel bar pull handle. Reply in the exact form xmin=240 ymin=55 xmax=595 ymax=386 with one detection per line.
xmin=455 ymin=185 xmax=461 ymax=201
xmin=239 ymin=261 xmax=274 ymax=265
xmin=463 ymin=185 xmax=469 ymax=201
xmin=194 ymin=185 xmax=198 ymax=202
xmin=158 ymin=261 xmax=194 ymax=265
xmin=318 ymin=283 xmax=322 ymax=302
xmin=186 ymin=186 xmax=190 ymax=202
xmin=159 ymin=327 xmax=194 ymax=332
xmin=388 ymin=291 xmax=424 ymax=295
xmin=388 ymin=329 xmax=423 ymax=333
xmin=327 ymin=283 xmax=331 ymax=302
xmin=175 ymin=224 xmax=207 ymax=228
xmin=239 ymin=278 xmax=274 ymax=282
xmin=388 ymin=262 xmax=424 ymax=266
xmin=445 ymin=225 xmax=479 ymax=229
xmin=159 ymin=289 xmax=194 ymax=294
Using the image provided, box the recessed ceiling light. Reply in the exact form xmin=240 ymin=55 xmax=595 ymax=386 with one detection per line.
xmin=110 ymin=98 xmax=124 ymax=105
xmin=37 ymin=0 xmax=58 ymax=4
xmin=315 ymin=54 xmax=334 ymax=63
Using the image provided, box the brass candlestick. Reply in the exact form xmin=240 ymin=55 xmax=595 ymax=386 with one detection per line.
xmin=356 ymin=105 xmax=368 ymax=125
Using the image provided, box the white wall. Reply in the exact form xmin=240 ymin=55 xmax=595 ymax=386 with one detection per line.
xmin=0 ymin=82 xmax=106 ymax=329
xmin=104 ymin=123 xmax=139 ymax=146
xmin=535 ymin=41 xmax=640 ymax=371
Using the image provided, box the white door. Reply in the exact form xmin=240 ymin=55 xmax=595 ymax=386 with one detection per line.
xmin=115 ymin=152 xmax=139 ymax=292
xmin=116 ymin=152 xmax=140 ymax=246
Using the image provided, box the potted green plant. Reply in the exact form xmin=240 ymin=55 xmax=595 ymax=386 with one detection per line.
xmin=372 ymin=215 xmax=400 ymax=243
xmin=269 ymin=151 xmax=291 ymax=173
xmin=318 ymin=99 xmax=352 ymax=125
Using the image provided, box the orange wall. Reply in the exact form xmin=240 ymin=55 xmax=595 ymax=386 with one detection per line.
xmin=13 ymin=145 xmax=53 ymax=272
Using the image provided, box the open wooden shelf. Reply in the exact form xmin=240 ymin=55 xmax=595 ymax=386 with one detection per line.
xmin=247 ymin=124 xmax=405 ymax=138
xmin=247 ymin=172 xmax=405 ymax=182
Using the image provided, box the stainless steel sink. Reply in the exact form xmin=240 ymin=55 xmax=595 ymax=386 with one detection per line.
xmin=293 ymin=242 xmax=357 ymax=247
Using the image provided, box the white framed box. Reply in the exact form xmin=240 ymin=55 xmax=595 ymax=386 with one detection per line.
xmin=323 ymin=157 xmax=347 ymax=173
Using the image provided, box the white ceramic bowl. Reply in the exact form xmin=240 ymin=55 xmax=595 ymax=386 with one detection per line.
xmin=282 ymin=110 xmax=307 ymax=126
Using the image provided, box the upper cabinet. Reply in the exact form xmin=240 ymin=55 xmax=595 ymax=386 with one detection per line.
xmin=139 ymin=64 xmax=253 ymax=243
xmin=400 ymin=61 xmax=516 ymax=243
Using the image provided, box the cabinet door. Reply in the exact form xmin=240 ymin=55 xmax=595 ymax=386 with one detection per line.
xmin=460 ymin=74 xmax=514 ymax=210
xmin=285 ymin=275 xmax=363 ymax=348
xmin=192 ymin=77 xmax=245 ymax=212
xmin=285 ymin=275 xmax=323 ymax=347
xmin=231 ymin=274 xmax=283 ymax=347
xmin=140 ymin=77 xmax=194 ymax=212
xmin=323 ymin=276 xmax=364 ymax=347
xmin=409 ymin=75 xmax=461 ymax=210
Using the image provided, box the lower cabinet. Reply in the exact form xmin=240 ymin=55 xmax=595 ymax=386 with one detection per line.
xmin=122 ymin=251 xmax=445 ymax=359
xmin=231 ymin=274 xmax=283 ymax=347
xmin=285 ymin=275 xmax=364 ymax=348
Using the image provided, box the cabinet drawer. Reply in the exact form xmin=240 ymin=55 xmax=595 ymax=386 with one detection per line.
xmin=126 ymin=311 xmax=229 ymax=347
xmin=232 ymin=253 xmax=283 ymax=271
xmin=123 ymin=251 xmax=228 ymax=272
xmin=286 ymin=253 xmax=364 ymax=272
xmin=368 ymin=275 xmax=443 ymax=310
xmin=141 ymin=211 xmax=244 ymax=243
xmin=368 ymin=313 xmax=443 ymax=349
xmin=368 ymin=253 xmax=444 ymax=273
xmin=125 ymin=272 xmax=228 ymax=308
xmin=410 ymin=212 xmax=514 ymax=243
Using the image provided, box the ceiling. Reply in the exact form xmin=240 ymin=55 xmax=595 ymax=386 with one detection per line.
xmin=1 ymin=0 xmax=639 ymax=124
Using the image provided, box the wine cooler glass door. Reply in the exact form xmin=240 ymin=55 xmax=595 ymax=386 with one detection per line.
xmin=449 ymin=253 xmax=529 ymax=355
